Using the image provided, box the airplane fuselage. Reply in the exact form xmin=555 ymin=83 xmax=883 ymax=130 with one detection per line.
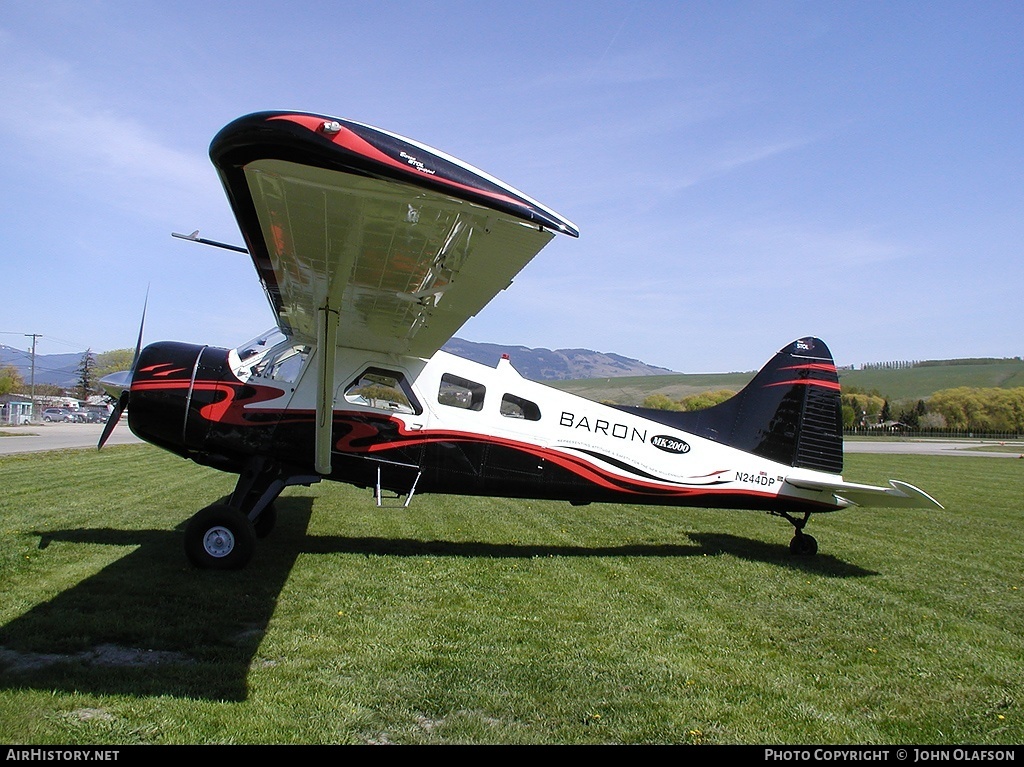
xmin=126 ymin=334 xmax=844 ymax=516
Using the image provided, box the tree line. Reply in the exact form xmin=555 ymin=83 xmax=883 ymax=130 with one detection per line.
xmin=859 ymin=356 xmax=1022 ymax=369
xmin=841 ymin=385 xmax=1024 ymax=432
xmin=0 ymin=349 xmax=134 ymax=400
xmin=641 ymin=386 xmax=1024 ymax=434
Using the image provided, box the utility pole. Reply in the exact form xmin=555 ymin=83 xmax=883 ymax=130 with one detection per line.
xmin=25 ymin=334 xmax=40 ymax=423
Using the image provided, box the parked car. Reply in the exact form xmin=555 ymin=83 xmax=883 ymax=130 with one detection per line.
xmin=42 ymin=408 xmax=77 ymax=422
xmin=80 ymin=409 xmax=109 ymax=423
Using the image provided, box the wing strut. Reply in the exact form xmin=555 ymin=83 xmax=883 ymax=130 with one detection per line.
xmin=314 ymin=305 xmax=340 ymax=475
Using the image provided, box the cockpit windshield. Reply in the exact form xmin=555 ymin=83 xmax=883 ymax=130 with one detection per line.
xmin=235 ymin=328 xmax=288 ymax=363
xmin=230 ymin=329 xmax=309 ymax=384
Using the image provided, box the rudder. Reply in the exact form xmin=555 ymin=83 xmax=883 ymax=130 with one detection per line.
xmin=614 ymin=337 xmax=844 ymax=472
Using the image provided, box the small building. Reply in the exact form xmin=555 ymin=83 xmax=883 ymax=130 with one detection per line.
xmin=0 ymin=395 xmax=33 ymax=425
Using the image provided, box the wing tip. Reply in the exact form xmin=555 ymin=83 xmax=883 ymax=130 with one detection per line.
xmin=888 ymin=480 xmax=945 ymax=510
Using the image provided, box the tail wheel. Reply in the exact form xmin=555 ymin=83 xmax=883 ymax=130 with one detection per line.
xmin=789 ymin=532 xmax=818 ymax=556
xmin=184 ymin=503 xmax=256 ymax=570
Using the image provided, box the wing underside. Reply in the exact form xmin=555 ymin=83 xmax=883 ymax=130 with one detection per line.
xmin=211 ymin=111 xmax=578 ymax=358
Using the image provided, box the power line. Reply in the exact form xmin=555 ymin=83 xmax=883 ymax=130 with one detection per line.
xmin=0 ymin=331 xmax=90 ymax=352
xmin=25 ymin=334 xmax=40 ymax=422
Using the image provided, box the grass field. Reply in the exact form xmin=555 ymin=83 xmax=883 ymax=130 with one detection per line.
xmin=0 ymin=445 xmax=1020 ymax=745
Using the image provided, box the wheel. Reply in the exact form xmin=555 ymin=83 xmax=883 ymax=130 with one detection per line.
xmin=184 ymin=503 xmax=256 ymax=570
xmin=789 ymin=532 xmax=818 ymax=556
xmin=44 ymin=417 xmax=53 ymax=422
xmin=252 ymin=502 xmax=277 ymax=539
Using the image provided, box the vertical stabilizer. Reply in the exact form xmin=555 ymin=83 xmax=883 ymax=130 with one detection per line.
xmin=614 ymin=338 xmax=844 ymax=472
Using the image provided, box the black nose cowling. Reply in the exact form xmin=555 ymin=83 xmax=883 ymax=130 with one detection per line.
xmin=126 ymin=341 xmax=222 ymax=456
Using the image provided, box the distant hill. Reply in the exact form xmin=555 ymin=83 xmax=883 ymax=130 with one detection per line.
xmin=0 ymin=344 xmax=83 ymax=388
xmin=550 ymin=357 xmax=1024 ymax=406
xmin=0 ymin=338 xmax=674 ymax=390
xmin=441 ymin=338 xmax=673 ymax=380
xmin=837 ymin=361 xmax=1024 ymax=401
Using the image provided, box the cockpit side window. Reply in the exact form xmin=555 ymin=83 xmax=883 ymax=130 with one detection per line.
xmin=438 ymin=373 xmax=486 ymax=411
xmin=343 ymin=368 xmax=421 ymax=415
xmin=501 ymin=393 xmax=541 ymax=421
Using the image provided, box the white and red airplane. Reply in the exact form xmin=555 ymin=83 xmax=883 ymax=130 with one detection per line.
xmin=100 ymin=110 xmax=941 ymax=570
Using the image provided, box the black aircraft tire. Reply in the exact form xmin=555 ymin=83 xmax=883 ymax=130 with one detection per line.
xmin=252 ymin=503 xmax=277 ymax=539
xmin=789 ymin=533 xmax=818 ymax=556
xmin=184 ymin=503 xmax=256 ymax=570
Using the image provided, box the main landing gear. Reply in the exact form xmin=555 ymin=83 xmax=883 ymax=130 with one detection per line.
xmin=183 ymin=458 xmax=319 ymax=570
xmin=184 ymin=503 xmax=256 ymax=571
xmin=773 ymin=510 xmax=819 ymax=557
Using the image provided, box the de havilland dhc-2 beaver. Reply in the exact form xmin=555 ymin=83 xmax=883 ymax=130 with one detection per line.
xmin=98 ymin=110 xmax=942 ymax=570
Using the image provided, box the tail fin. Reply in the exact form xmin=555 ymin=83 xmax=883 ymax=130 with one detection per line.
xmin=616 ymin=337 xmax=844 ymax=472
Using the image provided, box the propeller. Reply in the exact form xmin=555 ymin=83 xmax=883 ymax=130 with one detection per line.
xmin=98 ymin=294 xmax=147 ymax=450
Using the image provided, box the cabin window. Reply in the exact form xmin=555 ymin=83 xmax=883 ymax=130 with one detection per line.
xmin=501 ymin=393 xmax=541 ymax=421
xmin=438 ymin=373 xmax=485 ymax=411
xmin=344 ymin=368 xmax=420 ymax=415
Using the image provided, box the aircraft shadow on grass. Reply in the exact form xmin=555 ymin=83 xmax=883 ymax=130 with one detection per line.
xmin=0 ymin=497 xmax=875 ymax=702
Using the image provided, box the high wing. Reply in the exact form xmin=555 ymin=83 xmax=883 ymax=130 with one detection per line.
xmin=210 ymin=111 xmax=579 ymax=358
xmin=210 ymin=111 xmax=578 ymax=473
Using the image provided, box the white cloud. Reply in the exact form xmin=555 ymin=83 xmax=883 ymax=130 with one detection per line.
xmin=0 ymin=30 xmax=222 ymax=223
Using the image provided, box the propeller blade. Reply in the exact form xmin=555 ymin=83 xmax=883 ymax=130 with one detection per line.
xmin=98 ymin=390 xmax=128 ymax=450
xmin=97 ymin=293 xmax=148 ymax=450
xmin=130 ymin=291 xmax=148 ymax=370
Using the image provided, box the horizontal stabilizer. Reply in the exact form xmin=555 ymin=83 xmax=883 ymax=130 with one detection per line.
xmin=785 ymin=477 xmax=944 ymax=509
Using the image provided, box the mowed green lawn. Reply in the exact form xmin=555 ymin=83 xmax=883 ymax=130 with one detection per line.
xmin=0 ymin=445 xmax=1020 ymax=745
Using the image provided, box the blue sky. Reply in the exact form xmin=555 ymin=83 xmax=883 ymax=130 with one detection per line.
xmin=1 ymin=1 xmax=1020 ymax=373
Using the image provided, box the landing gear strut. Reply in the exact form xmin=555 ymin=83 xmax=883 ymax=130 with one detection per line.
xmin=183 ymin=457 xmax=319 ymax=570
xmin=774 ymin=510 xmax=819 ymax=556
